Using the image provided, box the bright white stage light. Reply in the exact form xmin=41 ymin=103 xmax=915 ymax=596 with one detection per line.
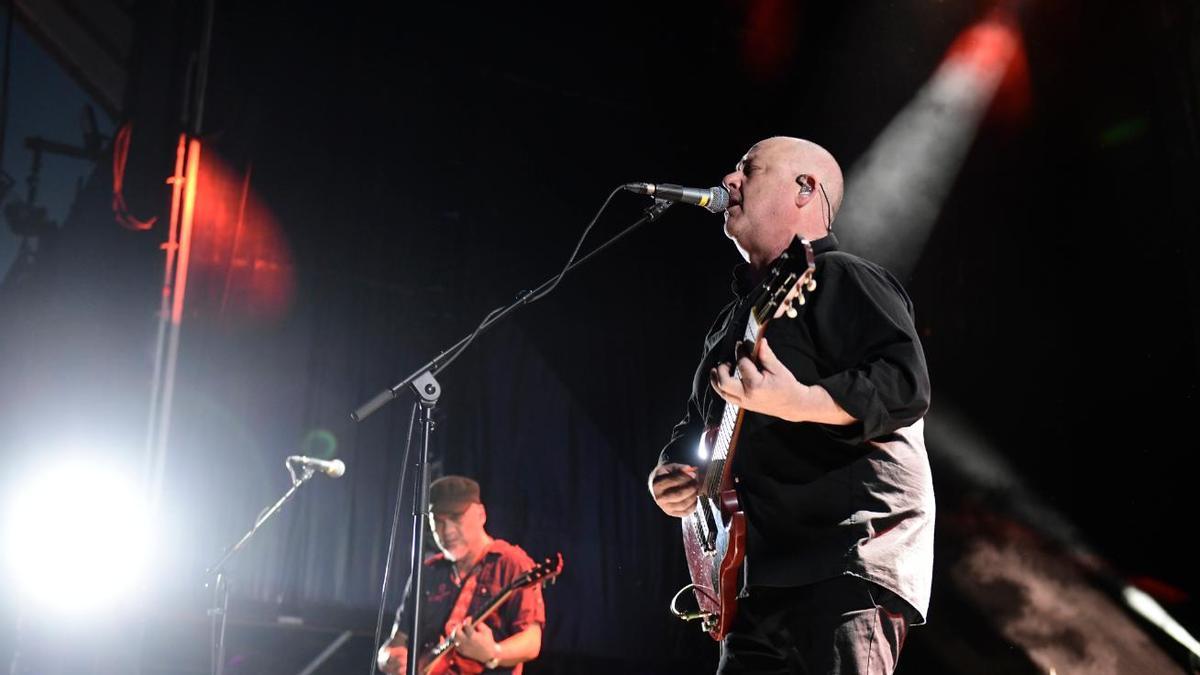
xmin=4 ymin=459 xmax=152 ymax=613
xmin=1122 ymin=585 xmax=1200 ymax=663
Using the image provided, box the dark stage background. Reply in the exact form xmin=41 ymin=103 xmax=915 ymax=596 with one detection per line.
xmin=1 ymin=0 xmax=1198 ymax=673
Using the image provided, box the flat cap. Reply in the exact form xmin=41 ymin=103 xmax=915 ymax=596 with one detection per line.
xmin=428 ymin=475 xmax=481 ymax=514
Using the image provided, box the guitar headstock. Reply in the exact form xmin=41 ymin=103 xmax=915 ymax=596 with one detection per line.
xmin=751 ymin=236 xmax=817 ymax=326
xmin=511 ymin=553 xmax=564 ymax=590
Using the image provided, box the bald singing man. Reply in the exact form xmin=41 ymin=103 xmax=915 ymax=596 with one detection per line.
xmin=649 ymin=137 xmax=934 ymax=674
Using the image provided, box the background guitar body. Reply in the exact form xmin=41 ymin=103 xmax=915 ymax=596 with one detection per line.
xmin=417 ymin=553 xmax=563 ymax=675
xmin=421 ymin=650 xmax=482 ymax=675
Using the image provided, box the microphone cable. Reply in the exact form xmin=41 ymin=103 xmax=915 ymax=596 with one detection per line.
xmin=432 ymin=184 xmax=625 ymax=376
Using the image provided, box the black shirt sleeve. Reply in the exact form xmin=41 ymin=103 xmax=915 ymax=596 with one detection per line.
xmin=808 ymin=252 xmax=930 ymax=443
xmin=658 ymin=398 xmax=704 ymax=466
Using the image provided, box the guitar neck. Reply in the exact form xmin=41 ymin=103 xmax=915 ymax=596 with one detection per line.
xmin=467 ymin=587 xmax=515 ymax=628
xmin=701 ymin=317 xmax=761 ymax=498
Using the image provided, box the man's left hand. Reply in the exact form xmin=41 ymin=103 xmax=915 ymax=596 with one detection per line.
xmin=452 ymin=620 xmax=499 ymax=664
xmin=710 ymin=337 xmax=807 ymax=422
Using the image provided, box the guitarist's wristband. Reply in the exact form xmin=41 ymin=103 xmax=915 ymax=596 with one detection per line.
xmin=485 ymin=642 xmax=501 ymax=669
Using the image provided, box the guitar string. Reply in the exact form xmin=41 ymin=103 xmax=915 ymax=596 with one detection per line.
xmin=702 ymin=316 xmax=760 ymax=500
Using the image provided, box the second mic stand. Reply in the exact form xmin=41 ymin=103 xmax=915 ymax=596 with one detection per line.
xmin=206 ymin=461 xmax=321 ymax=675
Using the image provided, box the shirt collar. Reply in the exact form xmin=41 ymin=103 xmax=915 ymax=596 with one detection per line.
xmin=731 ymin=233 xmax=840 ymax=297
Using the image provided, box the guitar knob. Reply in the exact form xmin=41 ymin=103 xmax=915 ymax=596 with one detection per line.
xmin=796 ymin=294 xmax=806 ymax=306
xmin=785 ymin=304 xmax=798 ymax=319
xmin=805 ymin=278 xmax=817 ymax=292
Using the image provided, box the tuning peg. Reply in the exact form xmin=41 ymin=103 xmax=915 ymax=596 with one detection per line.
xmin=805 ymin=278 xmax=817 ymax=292
xmin=785 ymin=303 xmax=798 ymax=319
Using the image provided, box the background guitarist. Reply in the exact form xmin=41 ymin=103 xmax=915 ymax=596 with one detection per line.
xmin=378 ymin=476 xmax=545 ymax=675
xmin=648 ymin=137 xmax=935 ymax=675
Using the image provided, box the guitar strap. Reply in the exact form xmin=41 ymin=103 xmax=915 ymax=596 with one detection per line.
xmin=434 ymin=541 xmax=497 ymax=674
xmin=707 ymin=296 xmax=755 ymax=425
xmin=443 ymin=571 xmax=481 ymax=640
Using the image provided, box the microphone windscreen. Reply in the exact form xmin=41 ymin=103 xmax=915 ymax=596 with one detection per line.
xmin=328 ymin=459 xmax=346 ymax=478
xmin=707 ymin=186 xmax=730 ymax=213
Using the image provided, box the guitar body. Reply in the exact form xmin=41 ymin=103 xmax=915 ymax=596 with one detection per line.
xmin=421 ymin=650 xmax=482 ymax=675
xmin=681 ymin=488 xmax=745 ymax=640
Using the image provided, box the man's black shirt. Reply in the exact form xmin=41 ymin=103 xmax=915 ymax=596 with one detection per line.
xmin=659 ymin=234 xmax=936 ymax=622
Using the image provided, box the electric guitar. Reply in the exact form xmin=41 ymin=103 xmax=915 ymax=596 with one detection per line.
xmin=671 ymin=236 xmax=817 ymax=641
xmin=419 ymin=553 xmax=563 ymax=675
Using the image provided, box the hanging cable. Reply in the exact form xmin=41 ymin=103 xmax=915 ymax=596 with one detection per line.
xmin=112 ymin=122 xmax=157 ymax=230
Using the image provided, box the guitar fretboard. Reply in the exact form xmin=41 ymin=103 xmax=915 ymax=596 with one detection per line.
xmin=701 ymin=316 xmax=760 ymax=499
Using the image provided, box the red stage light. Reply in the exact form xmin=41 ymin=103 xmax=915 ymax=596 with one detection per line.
xmin=944 ymin=12 xmax=1031 ymax=127
xmin=739 ymin=0 xmax=800 ymax=82
xmin=186 ymin=150 xmax=296 ymax=325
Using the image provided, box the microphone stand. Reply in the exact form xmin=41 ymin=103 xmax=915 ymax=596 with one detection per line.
xmin=356 ymin=196 xmax=674 ymax=675
xmin=205 ymin=462 xmax=321 ymax=675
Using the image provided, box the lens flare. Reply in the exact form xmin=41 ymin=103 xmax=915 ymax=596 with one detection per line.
xmin=301 ymin=428 xmax=338 ymax=459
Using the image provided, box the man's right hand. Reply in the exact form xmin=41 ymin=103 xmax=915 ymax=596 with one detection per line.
xmin=377 ymin=644 xmax=408 ymax=674
xmin=649 ymin=463 xmax=701 ymax=517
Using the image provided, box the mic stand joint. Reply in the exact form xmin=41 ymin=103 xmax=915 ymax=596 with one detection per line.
xmin=646 ymin=198 xmax=673 ymax=220
xmin=286 ymin=459 xmax=317 ymax=487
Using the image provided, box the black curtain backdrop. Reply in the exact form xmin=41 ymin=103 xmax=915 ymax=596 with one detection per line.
xmin=1 ymin=0 xmax=1198 ymax=673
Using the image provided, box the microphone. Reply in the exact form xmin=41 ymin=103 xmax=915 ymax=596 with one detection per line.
xmin=624 ymin=183 xmax=729 ymax=213
xmin=286 ymin=455 xmax=346 ymax=478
